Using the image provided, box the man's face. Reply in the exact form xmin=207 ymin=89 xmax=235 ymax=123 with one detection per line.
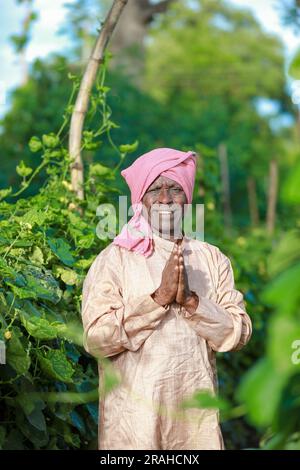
xmin=141 ymin=175 xmax=187 ymax=238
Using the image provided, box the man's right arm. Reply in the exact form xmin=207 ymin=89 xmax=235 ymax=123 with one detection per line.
xmin=81 ymin=247 xmax=169 ymax=360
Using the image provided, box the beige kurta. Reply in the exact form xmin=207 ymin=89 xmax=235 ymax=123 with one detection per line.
xmin=81 ymin=232 xmax=252 ymax=450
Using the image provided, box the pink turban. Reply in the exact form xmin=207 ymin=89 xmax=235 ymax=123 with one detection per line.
xmin=112 ymin=148 xmax=197 ymax=257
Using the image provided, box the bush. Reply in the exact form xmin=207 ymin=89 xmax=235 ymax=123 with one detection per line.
xmin=0 ymin=58 xmax=135 ymax=449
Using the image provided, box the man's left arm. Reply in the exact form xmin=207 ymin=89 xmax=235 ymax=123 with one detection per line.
xmin=180 ymin=253 xmax=252 ymax=353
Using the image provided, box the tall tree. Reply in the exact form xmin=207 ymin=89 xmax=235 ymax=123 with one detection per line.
xmin=144 ymin=0 xmax=293 ymax=228
xmin=109 ymin=0 xmax=175 ymax=82
xmin=218 ymin=143 xmax=232 ymax=231
xmin=61 ymin=0 xmax=175 ymax=82
xmin=266 ymin=159 xmax=278 ymax=234
xmin=69 ymin=0 xmax=128 ymax=200
xmin=10 ymin=0 xmax=38 ymax=84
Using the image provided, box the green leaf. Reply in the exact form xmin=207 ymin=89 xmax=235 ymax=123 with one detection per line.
xmin=267 ymin=314 xmax=300 ymax=375
xmin=10 ymin=34 xmax=27 ymax=53
xmin=97 ymin=85 xmax=110 ymax=93
xmin=66 ymin=211 xmax=88 ymax=229
xmin=15 ymin=208 xmax=47 ymax=227
xmin=22 ymin=265 xmax=62 ymax=304
xmin=84 ymin=141 xmax=101 ymax=150
xmin=0 ymin=256 xmax=27 ymax=287
xmin=77 ymin=232 xmax=95 ymax=249
xmin=37 ymin=349 xmax=75 ymax=383
xmin=42 ymin=133 xmax=60 ymax=149
xmin=16 ymin=160 xmax=33 ymax=178
xmin=68 ymin=72 xmax=77 ymax=80
xmin=47 ymin=237 xmax=75 ymax=267
xmin=107 ymin=120 xmax=120 ymax=129
xmin=89 ymin=163 xmax=111 ymax=177
xmin=119 ymin=140 xmax=139 ymax=154
xmin=70 ymin=410 xmax=86 ymax=434
xmin=64 ymin=429 xmax=80 ymax=448
xmin=262 ymin=264 xmax=300 ymax=314
xmin=27 ymin=406 xmax=47 ymax=432
xmin=8 ymin=284 xmax=38 ymax=300
xmin=74 ymin=257 xmax=94 ymax=270
xmin=48 ymin=149 xmax=63 ymax=158
xmin=237 ymin=358 xmax=289 ymax=427
xmin=8 ymin=265 xmax=61 ymax=303
xmin=60 ymin=269 xmax=78 ymax=285
xmin=16 ymin=393 xmax=35 ymax=416
xmin=56 ymin=321 xmax=82 ymax=347
xmin=28 ymin=136 xmax=43 ymax=153
xmin=16 ymin=413 xmax=48 ymax=448
xmin=0 ymin=187 xmax=12 ymax=201
xmin=6 ymin=326 xmax=30 ymax=375
xmin=267 ymin=230 xmax=300 ymax=277
xmin=283 ymin=163 xmax=300 ymax=204
xmin=20 ymin=314 xmax=59 ymax=340
xmin=53 ymin=266 xmax=78 ymax=286
xmin=180 ymin=389 xmax=230 ymax=412
xmin=18 ymin=394 xmax=47 ymax=432
xmin=29 ymin=246 xmax=44 ymax=265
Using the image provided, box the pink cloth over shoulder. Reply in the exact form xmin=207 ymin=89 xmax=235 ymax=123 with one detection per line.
xmin=112 ymin=148 xmax=197 ymax=257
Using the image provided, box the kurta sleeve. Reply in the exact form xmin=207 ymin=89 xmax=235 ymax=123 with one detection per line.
xmin=81 ymin=245 xmax=169 ymax=359
xmin=181 ymin=250 xmax=252 ymax=353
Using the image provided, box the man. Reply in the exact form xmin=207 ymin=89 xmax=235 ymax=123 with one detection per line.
xmin=81 ymin=147 xmax=252 ymax=450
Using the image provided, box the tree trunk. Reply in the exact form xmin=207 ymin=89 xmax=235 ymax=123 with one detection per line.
xmin=266 ymin=159 xmax=278 ymax=235
xmin=109 ymin=0 xmax=175 ymax=84
xmin=218 ymin=143 xmax=232 ymax=230
xmin=69 ymin=0 xmax=128 ymax=202
xmin=197 ymin=151 xmax=205 ymax=198
xmin=247 ymin=176 xmax=259 ymax=227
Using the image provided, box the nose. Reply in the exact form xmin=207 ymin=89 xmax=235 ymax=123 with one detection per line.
xmin=158 ymin=187 xmax=172 ymax=205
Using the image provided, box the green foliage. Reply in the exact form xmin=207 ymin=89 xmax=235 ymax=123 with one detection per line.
xmin=146 ymin=0 xmax=287 ymax=105
xmin=16 ymin=160 xmax=33 ymax=178
xmin=234 ymin=164 xmax=300 ymax=449
xmin=144 ymin=0 xmax=294 ymax=227
xmin=0 ymin=55 xmax=74 ymax=195
xmin=28 ymin=136 xmax=43 ymax=153
xmin=10 ymin=0 xmax=38 ymax=54
xmin=1 ymin=0 xmax=300 ymax=450
xmin=0 ymin=56 xmax=131 ymax=450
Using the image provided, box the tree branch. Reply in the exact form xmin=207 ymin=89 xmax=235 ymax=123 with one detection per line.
xmin=69 ymin=0 xmax=128 ymax=201
xmin=143 ymin=0 xmax=175 ymax=24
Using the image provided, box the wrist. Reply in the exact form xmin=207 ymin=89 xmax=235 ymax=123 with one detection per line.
xmin=183 ymin=291 xmax=199 ymax=314
xmin=151 ymin=288 xmax=169 ymax=307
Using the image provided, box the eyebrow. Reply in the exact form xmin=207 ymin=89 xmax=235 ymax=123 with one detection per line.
xmin=148 ymin=182 xmax=182 ymax=190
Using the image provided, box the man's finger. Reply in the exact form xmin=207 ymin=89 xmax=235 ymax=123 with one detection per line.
xmin=172 ymin=244 xmax=179 ymax=262
xmin=170 ymin=243 xmax=178 ymax=260
xmin=176 ymin=263 xmax=184 ymax=303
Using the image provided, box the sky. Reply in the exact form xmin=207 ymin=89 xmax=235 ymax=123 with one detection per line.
xmin=1 ymin=0 xmax=300 ymax=118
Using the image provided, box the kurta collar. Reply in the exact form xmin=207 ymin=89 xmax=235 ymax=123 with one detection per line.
xmin=152 ymin=231 xmax=189 ymax=253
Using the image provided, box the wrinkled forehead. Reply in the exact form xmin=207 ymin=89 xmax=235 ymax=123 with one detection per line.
xmin=147 ymin=175 xmax=183 ymax=189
